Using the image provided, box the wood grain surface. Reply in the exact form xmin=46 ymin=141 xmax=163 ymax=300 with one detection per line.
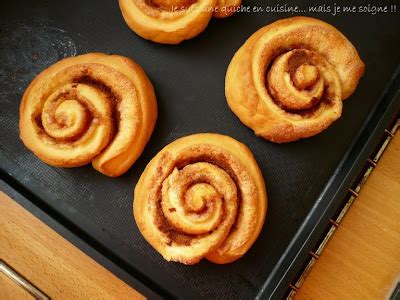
xmin=0 ymin=192 xmax=144 ymax=300
xmin=296 ymin=132 xmax=400 ymax=300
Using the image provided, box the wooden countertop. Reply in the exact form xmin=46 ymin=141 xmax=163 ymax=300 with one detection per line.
xmin=296 ymin=130 xmax=400 ymax=299
xmin=1 ymin=131 xmax=399 ymax=299
xmin=0 ymin=192 xmax=144 ymax=299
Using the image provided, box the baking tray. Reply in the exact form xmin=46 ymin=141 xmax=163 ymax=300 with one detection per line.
xmin=1 ymin=0 xmax=399 ymax=299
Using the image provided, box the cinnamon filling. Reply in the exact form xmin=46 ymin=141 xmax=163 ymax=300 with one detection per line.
xmin=34 ymin=68 xmax=121 ymax=145
xmin=73 ymin=71 xmax=121 ymax=136
xmin=266 ymin=48 xmax=335 ymax=116
xmin=35 ymin=90 xmax=93 ymax=143
xmin=152 ymin=148 xmax=243 ymax=246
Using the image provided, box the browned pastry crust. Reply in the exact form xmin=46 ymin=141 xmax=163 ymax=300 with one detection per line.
xmin=118 ymin=0 xmax=241 ymax=44
xmin=225 ymin=16 xmax=365 ymax=143
xmin=19 ymin=53 xmax=157 ymax=177
xmin=134 ymin=133 xmax=267 ymax=264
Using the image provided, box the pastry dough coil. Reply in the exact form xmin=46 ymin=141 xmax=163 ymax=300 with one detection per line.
xmin=134 ymin=133 xmax=267 ymax=264
xmin=19 ymin=53 xmax=157 ymax=177
xmin=119 ymin=0 xmax=241 ymax=44
xmin=226 ymin=17 xmax=365 ymax=143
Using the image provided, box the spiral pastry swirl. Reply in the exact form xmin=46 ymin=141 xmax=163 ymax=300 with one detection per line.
xmin=134 ymin=133 xmax=267 ymax=264
xmin=119 ymin=0 xmax=241 ymax=44
xmin=226 ymin=17 xmax=365 ymax=143
xmin=19 ymin=53 xmax=157 ymax=177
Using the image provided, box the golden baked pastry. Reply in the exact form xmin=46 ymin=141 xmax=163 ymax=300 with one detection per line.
xmin=134 ymin=133 xmax=267 ymax=264
xmin=118 ymin=0 xmax=241 ymax=44
xmin=225 ymin=16 xmax=365 ymax=143
xmin=19 ymin=53 xmax=157 ymax=177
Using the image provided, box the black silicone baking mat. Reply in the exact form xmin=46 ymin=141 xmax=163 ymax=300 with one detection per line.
xmin=1 ymin=0 xmax=399 ymax=298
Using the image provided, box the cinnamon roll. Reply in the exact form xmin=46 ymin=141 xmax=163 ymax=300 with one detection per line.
xmin=134 ymin=133 xmax=267 ymax=265
xmin=226 ymin=16 xmax=365 ymax=143
xmin=19 ymin=53 xmax=157 ymax=177
xmin=118 ymin=0 xmax=241 ymax=44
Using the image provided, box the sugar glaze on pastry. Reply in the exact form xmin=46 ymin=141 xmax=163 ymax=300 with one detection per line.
xmin=225 ymin=16 xmax=365 ymax=143
xmin=19 ymin=53 xmax=157 ymax=177
xmin=134 ymin=133 xmax=267 ymax=264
